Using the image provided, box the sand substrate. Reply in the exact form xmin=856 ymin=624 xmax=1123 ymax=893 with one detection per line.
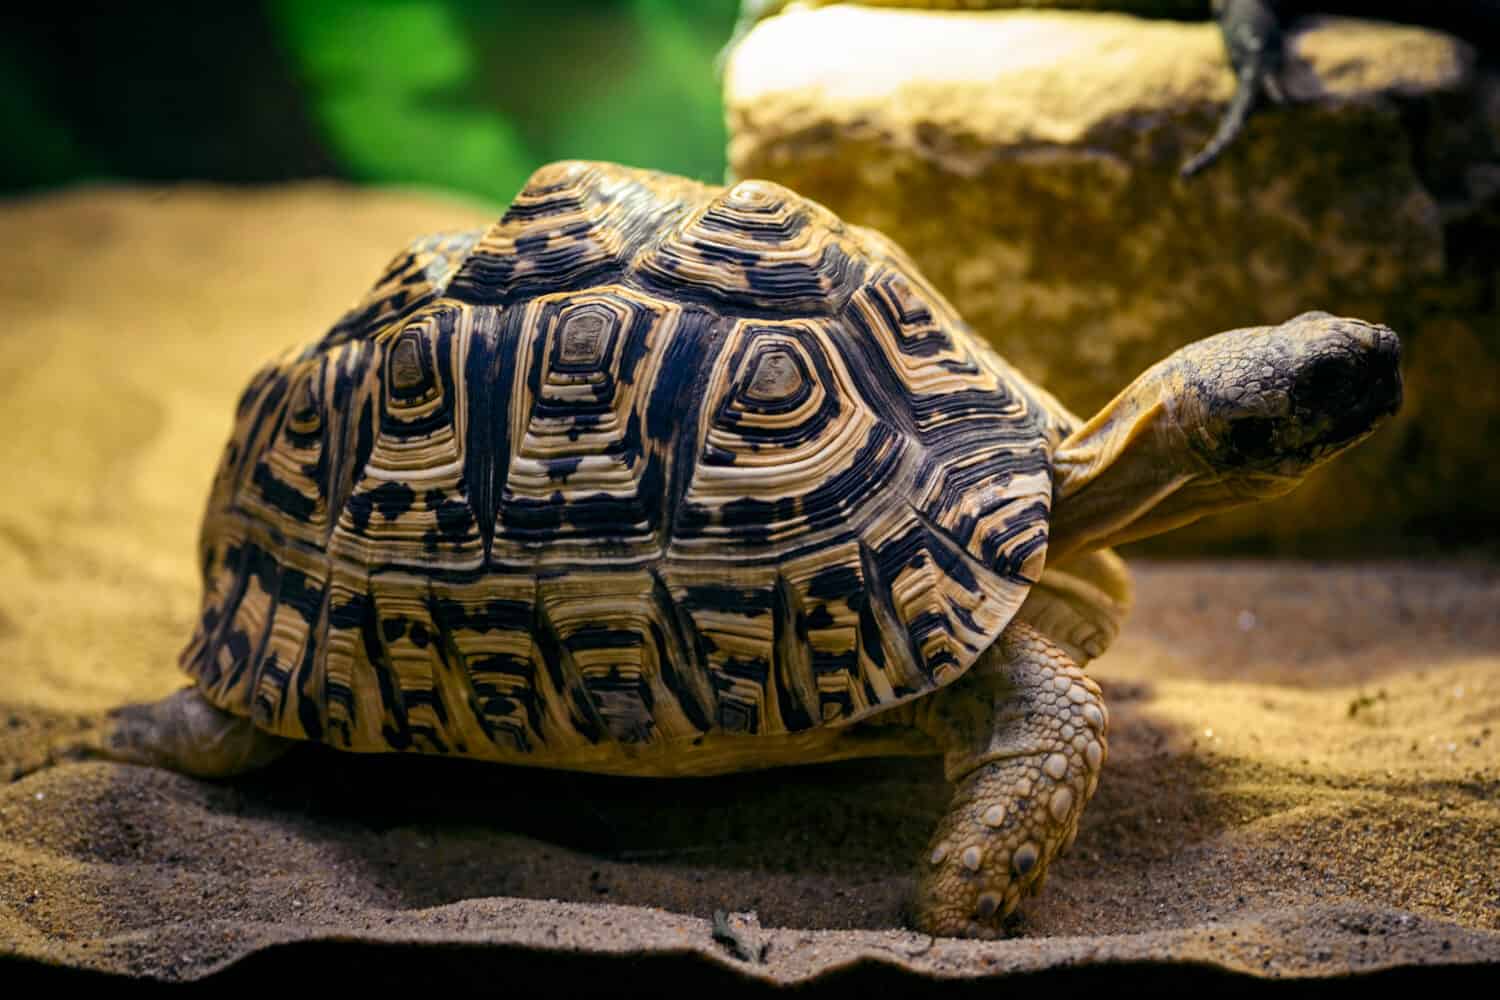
xmin=0 ymin=185 xmax=1496 ymax=990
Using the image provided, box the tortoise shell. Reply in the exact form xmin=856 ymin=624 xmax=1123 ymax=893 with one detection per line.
xmin=181 ymin=161 xmax=1063 ymax=768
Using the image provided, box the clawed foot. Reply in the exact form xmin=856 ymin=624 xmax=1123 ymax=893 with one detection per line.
xmin=911 ymin=624 xmax=1107 ymax=937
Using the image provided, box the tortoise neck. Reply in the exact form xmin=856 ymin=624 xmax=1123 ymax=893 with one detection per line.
xmin=1045 ymin=364 xmax=1218 ymax=561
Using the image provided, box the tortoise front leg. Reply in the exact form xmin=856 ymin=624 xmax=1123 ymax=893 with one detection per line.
xmin=8 ymin=687 xmax=291 ymax=782
xmin=912 ymin=622 xmax=1107 ymax=937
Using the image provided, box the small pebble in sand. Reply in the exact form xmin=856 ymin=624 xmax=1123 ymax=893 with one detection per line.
xmin=1237 ymin=610 xmax=1258 ymax=631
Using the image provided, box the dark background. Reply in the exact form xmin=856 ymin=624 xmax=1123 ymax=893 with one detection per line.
xmin=0 ymin=2 xmax=742 ymax=205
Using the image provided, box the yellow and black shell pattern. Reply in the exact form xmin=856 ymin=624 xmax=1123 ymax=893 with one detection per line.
xmin=180 ymin=161 xmax=1063 ymax=768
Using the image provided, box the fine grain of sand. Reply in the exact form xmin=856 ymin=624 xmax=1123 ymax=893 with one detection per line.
xmin=0 ymin=185 xmax=1495 ymax=989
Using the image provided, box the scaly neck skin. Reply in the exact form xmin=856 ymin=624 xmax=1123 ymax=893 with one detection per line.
xmin=1045 ymin=366 xmax=1290 ymax=563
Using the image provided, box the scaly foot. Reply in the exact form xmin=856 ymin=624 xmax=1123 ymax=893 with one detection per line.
xmin=913 ymin=622 xmax=1107 ymax=937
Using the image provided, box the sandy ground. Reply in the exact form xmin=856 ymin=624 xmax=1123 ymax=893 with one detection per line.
xmin=0 ymin=185 xmax=1496 ymax=989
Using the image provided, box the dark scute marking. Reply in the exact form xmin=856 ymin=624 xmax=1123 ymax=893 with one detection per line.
xmin=463 ymin=642 xmax=543 ymax=751
xmin=805 ymin=604 xmax=837 ymax=630
xmin=410 ymin=621 xmax=431 ymax=648
xmin=674 ymin=502 xmax=712 ymax=540
xmin=196 ymin=607 xmax=222 ymax=653
xmin=431 ymin=596 xmax=531 ymax=634
xmin=463 ymin=308 xmax=514 ymax=558
xmin=651 ymin=570 xmax=713 ymax=734
xmin=718 ymin=699 xmax=757 ymax=734
xmin=949 ymin=601 xmax=983 ymax=636
xmin=370 ymin=481 xmax=416 ymax=521
xmin=277 ymin=567 xmax=324 ymax=626
xmin=702 ymin=443 xmax=737 ymax=466
xmin=222 ymin=628 xmax=253 ymax=673
xmin=246 ymin=544 xmax=282 ymax=602
xmin=247 ymin=372 xmax=292 ymax=444
xmin=549 ymin=456 xmax=583 ymax=483
xmin=928 ymin=525 xmax=978 ymax=592
xmin=344 ymin=402 xmax=378 ymax=532
xmin=569 ymin=687 xmax=604 ymax=742
xmin=533 ymin=598 xmax=603 ymax=745
xmin=382 ymin=617 xmax=408 ymax=643
xmin=858 ymin=602 xmax=888 ymax=671
xmin=720 ymin=655 xmax=770 ymax=686
xmin=402 ymin=684 xmax=448 ymax=724
xmin=499 ymin=495 xmax=564 ymax=540
xmin=560 ymin=493 xmax=652 ymax=534
xmin=772 ymin=574 xmax=816 ymax=733
xmin=329 ymin=590 xmax=371 ymax=631
xmin=859 ymin=539 xmax=926 ymax=683
xmin=616 ymin=305 xmax=655 ymax=387
xmin=788 ymin=422 xmax=902 ymax=536
xmin=716 ymin=495 xmax=800 ymax=546
xmin=687 ymin=239 xmax=763 ymax=269
xmin=654 ymin=310 xmax=728 ymax=548
xmin=362 ymin=595 xmax=411 ymax=750
xmin=284 ymin=423 xmax=322 ymax=452
xmin=514 ymin=231 xmax=550 ymax=255
xmin=398 ymin=259 xmax=431 ymax=287
xmin=806 ymin=564 xmax=860 ymax=604
xmin=830 ymin=308 xmax=923 ymax=439
xmin=195 ymin=540 xmax=256 ymax=686
xmin=683 ymin=584 xmax=774 ymax=617
xmin=812 ymin=648 xmax=858 ymax=677
xmin=407 ymin=725 xmax=451 ymax=754
xmin=979 ymin=499 xmax=1049 ymax=583
xmin=421 ymin=487 xmax=477 ymax=551
xmin=564 ymin=625 xmax=644 ymax=652
xmin=252 ymin=652 xmax=290 ymax=727
xmin=251 ymin=462 xmax=317 ymax=522
xmin=295 ymin=636 xmax=324 ymax=741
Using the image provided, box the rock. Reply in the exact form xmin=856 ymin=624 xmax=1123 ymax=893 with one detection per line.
xmin=725 ymin=7 xmax=1500 ymax=554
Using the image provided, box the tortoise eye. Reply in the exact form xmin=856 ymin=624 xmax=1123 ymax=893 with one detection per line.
xmin=1229 ymin=416 xmax=1277 ymax=459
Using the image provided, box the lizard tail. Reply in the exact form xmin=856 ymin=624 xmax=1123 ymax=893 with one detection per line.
xmin=1179 ymin=59 xmax=1264 ymax=179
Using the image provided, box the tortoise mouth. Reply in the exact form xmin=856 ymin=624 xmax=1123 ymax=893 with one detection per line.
xmin=1225 ymin=468 xmax=1304 ymax=501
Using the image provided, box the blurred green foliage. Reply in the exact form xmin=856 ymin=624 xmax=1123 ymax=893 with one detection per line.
xmin=0 ymin=1 xmax=740 ymax=202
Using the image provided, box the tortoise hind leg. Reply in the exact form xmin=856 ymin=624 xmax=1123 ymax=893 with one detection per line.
xmin=8 ymin=687 xmax=292 ymax=782
xmin=911 ymin=622 xmax=1108 ymax=937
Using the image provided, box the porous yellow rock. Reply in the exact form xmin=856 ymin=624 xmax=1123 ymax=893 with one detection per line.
xmin=726 ymin=6 xmax=1499 ymax=552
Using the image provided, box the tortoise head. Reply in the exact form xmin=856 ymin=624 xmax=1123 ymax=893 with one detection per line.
xmin=1168 ymin=310 xmax=1402 ymax=492
xmin=1048 ymin=311 xmax=1402 ymax=559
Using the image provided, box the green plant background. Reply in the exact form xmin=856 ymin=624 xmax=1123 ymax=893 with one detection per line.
xmin=1 ymin=1 xmax=742 ymax=204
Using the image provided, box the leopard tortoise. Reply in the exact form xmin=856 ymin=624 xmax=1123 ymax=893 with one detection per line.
xmin=49 ymin=161 xmax=1400 ymax=936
